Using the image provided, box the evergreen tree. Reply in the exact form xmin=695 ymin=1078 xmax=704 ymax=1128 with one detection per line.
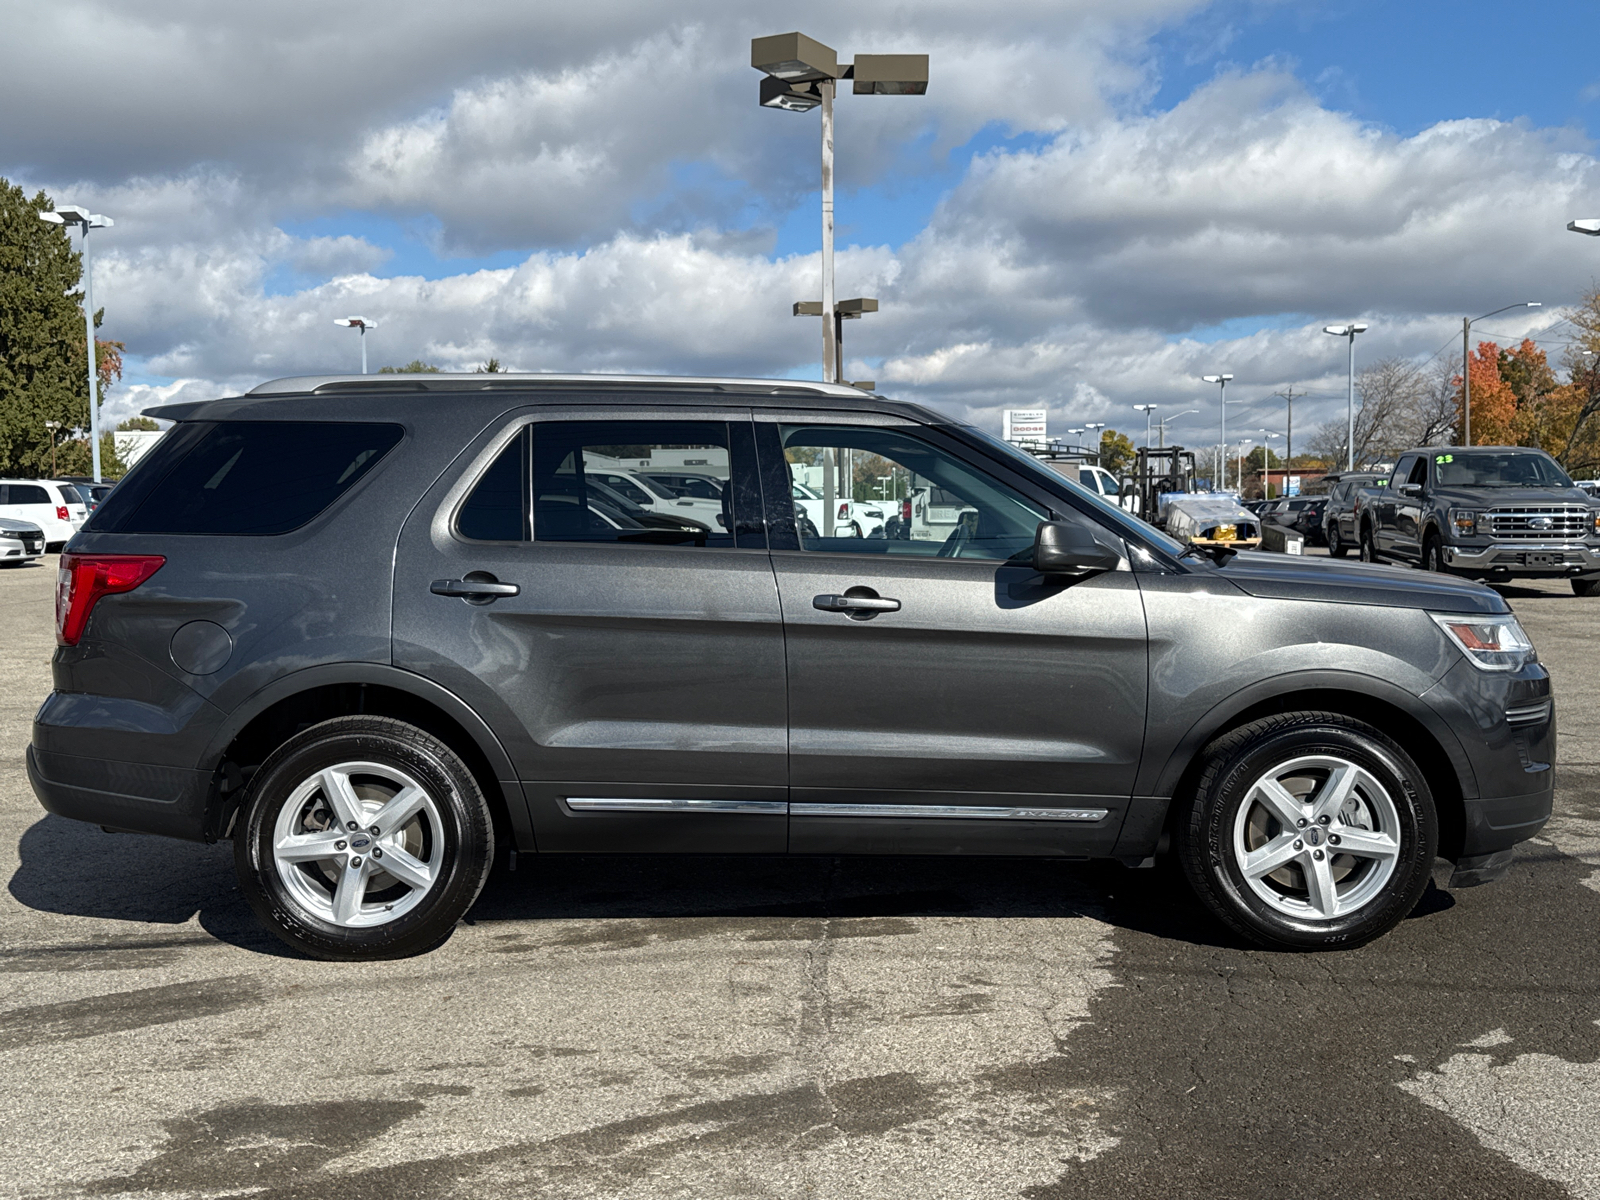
xmin=0 ymin=178 xmax=94 ymax=476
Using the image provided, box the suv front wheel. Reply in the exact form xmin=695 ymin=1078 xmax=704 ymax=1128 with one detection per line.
xmin=235 ymin=716 xmax=494 ymax=960
xmin=1176 ymin=712 xmax=1436 ymax=950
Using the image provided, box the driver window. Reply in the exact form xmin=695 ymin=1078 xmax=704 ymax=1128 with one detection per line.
xmin=1389 ymin=457 xmax=1415 ymax=490
xmin=777 ymin=424 xmax=1048 ymax=561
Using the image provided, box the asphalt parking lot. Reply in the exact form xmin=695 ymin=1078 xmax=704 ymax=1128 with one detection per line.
xmin=1 ymin=553 xmax=1597 ymax=1199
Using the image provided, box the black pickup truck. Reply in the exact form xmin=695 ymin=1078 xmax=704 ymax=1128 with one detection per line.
xmin=1356 ymin=446 xmax=1600 ymax=595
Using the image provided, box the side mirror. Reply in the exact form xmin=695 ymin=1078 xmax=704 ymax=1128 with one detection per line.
xmin=1398 ymin=483 xmax=1422 ymax=497
xmin=1033 ymin=521 xmax=1122 ymax=575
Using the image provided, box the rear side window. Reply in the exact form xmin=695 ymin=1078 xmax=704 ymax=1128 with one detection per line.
xmin=8 ymin=485 xmax=50 ymax=504
xmin=100 ymin=421 xmax=402 ymax=535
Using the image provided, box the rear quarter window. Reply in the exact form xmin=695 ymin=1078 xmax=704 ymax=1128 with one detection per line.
xmin=92 ymin=421 xmax=403 ymax=535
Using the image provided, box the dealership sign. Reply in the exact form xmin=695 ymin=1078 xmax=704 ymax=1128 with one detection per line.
xmin=1003 ymin=409 xmax=1048 ymax=443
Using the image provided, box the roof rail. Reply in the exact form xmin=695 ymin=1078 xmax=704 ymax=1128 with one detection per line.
xmin=245 ymin=373 xmax=877 ymax=398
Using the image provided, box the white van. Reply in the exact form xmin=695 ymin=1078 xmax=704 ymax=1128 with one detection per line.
xmin=0 ymin=480 xmax=88 ymax=549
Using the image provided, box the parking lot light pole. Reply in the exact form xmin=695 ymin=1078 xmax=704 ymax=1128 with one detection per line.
xmin=1259 ymin=431 xmax=1283 ymax=498
xmin=1321 ymin=324 xmax=1368 ymax=470
xmin=1201 ymin=375 xmax=1232 ymax=487
xmin=1152 ymin=408 xmax=1197 ymax=449
xmin=1457 ymin=302 xmax=1540 ymax=447
xmin=754 ymin=34 xmax=927 ymax=383
xmin=334 ymin=317 xmax=377 ymax=374
xmin=1133 ymin=404 xmax=1158 ymax=448
xmin=38 ymin=206 xmax=114 ymax=483
xmin=794 ymin=296 xmax=877 ymax=384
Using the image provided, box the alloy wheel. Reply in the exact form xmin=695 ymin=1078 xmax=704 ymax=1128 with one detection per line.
xmin=270 ymin=760 xmax=444 ymax=928
xmin=1230 ymin=754 xmax=1402 ymax=921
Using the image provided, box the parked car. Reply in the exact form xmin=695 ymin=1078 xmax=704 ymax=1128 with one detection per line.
xmin=1322 ymin=473 xmax=1388 ymax=558
xmin=0 ymin=479 xmax=88 ymax=550
xmin=0 ymin=519 xmax=45 ymax=566
xmin=1356 ymin=447 xmax=1600 ymax=594
xmin=640 ymin=471 xmax=725 ymax=502
xmin=56 ymin=476 xmax=115 ymax=510
xmin=33 ymin=374 xmax=1552 ymax=959
xmin=584 ymin=469 xmax=725 ymax=532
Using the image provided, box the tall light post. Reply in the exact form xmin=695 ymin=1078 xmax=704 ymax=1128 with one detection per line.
xmin=1259 ymin=430 xmax=1283 ymax=498
xmin=793 ymin=296 xmax=877 ymax=385
xmin=38 ymin=205 xmax=114 ymax=483
xmin=1153 ymin=408 xmax=1197 ymax=448
xmin=1201 ymin=374 xmax=1232 ymax=487
xmin=1235 ymin=438 xmax=1252 ymax=492
xmin=1133 ymin=404 xmax=1158 ymax=448
xmin=1457 ymin=302 xmax=1541 ymax=447
xmin=334 ymin=317 xmax=377 ymax=374
xmin=754 ymin=34 xmax=927 ymax=383
xmin=1321 ymin=324 xmax=1369 ymax=470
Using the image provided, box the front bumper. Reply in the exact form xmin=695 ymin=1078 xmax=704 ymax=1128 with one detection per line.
xmin=1443 ymin=540 xmax=1600 ymax=578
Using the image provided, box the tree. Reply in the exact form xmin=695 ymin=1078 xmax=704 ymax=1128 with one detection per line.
xmin=1099 ymin=428 xmax=1135 ymax=474
xmin=117 ymin=416 xmax=160 ymax=432
xmin=379 ymin=360 xmax=440 ymax=374
xmin=475 ymin=358 xmax=503 ymax=373
xmin=1308 ymin=357 xmax=1426 ymax=467
xmin=0 ymin=177 xmax=98 ymax=476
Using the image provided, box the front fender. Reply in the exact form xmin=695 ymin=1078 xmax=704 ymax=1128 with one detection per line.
xmin=1140 ymin=667 xmax=1479 ymax=802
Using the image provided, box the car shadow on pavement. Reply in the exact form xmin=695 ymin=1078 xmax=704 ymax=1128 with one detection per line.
xmin=9 ymin=814 xmax=1466 ymax=959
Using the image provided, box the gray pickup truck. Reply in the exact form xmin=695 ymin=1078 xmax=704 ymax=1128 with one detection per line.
xmin=1357 ymin=446 xmax=1600 ymax=595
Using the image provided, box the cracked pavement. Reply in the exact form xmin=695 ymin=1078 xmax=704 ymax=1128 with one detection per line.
xmin=0 ymin=558 xmax=1597 ymax=1198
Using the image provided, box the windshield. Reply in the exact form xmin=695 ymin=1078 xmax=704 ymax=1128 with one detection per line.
xmin=956 ymin=424 xmax=1187 ymax=556
xmin=1434 ymin=452 xmax=1574 ymax=488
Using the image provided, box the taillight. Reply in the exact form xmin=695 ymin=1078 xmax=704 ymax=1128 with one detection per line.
xmin=901 ymin=499 xmax=912 ymax=521
xmin=838 ymin=502 xmax=850 ymax=519
xmin=56 ymin=554 xmax=165 ymax=646
xmin=55 ymin=506 xmax=69 ymax=521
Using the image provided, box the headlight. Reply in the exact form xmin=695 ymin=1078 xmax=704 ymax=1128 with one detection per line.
xmin=1449 ymin=508 xmax=1478 ymax=537
xmin=1431 ymin=613 xmax=1536 ymax=671
xmin=1591 ymin=509 xmax=1600 ymax=537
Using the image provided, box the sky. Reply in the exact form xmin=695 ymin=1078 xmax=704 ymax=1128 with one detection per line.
xmin=4 ymin=0 xmax=1600 ymax=452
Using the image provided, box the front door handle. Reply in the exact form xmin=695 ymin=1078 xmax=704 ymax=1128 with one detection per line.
xmin=431 ymin=575 xmax=520 ymax=602
xmin=813 ymin=592 xmax=900 ymax=614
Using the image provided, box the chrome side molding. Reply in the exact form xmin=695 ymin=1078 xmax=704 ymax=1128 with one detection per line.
xmin=564 ymin=798 xmax=1110 ymax=822
xmin=565 ymin=797 xmax=788 ymax=815
xmin=790 ymin=803 xmax=1109 ymax=822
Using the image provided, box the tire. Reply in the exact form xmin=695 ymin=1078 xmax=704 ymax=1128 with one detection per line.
xmin=234 ymin=716 xmax=494 ymax=960
xmin=1574 ymin=577 xmax=1600 ymax=597
xmin=1421 ymin=533 xmax=1445 ymax=573
xmin=1175 ymin=712 xmax=1437 ymax=950
xmin=1359 ymin=524 xmax=1379 ymax=563
xmin=849 ymin=522 xmax=863 ymax=538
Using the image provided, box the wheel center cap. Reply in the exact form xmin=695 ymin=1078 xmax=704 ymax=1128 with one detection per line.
xmin=1304 ymin=826 xmax=1323 ymax=848
xmin=349 ymin=834 xmax=372 ymax=852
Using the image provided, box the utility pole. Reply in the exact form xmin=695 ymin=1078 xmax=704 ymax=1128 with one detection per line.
xmin=1272 ymin=385 xmax=1300 ymax=467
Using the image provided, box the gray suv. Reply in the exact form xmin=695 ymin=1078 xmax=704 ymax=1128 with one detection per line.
xmin=30 ymin=376 xmax=1554 ymax=958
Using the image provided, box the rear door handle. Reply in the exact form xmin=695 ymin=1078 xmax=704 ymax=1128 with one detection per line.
xmin=431 ymin=577 xmax=520 ymax=601
xmin=813 ymin=593 xmax=900 ymax=614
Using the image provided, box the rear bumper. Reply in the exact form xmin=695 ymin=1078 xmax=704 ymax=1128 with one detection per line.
xmin=27 ymin=744 xmax=213 ymax=841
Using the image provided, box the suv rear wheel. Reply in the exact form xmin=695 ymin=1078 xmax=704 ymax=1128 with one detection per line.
xmin=234 ymin=716 xmax=494 ymax=960
xmin=1176 ymin=713 xmax=1436 ymax=950
xmin=1327 ymin=524 xmax=1349 ymax=557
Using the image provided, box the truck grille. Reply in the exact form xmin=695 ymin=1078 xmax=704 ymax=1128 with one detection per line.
xmin=1485 ymin=506 xmax=1589 ymax=539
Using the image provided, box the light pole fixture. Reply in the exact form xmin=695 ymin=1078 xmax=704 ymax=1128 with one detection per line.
xmin=755 ymin=33 xmax=927 ymax=383
xmin=1201 ymin=374 xmax=1233 ymax=486
xmin=38 ymin=205 xmax=114 ymax=483
xmin=1133 ymin=404 xmax=1158 ymax=448
xmin=1235 ymin=438 xmax=1253 ymax=493
xmin=1568 ymin=219 xmax=1600 ymax=236
xmin=334 ymin=316 xmax=378 ymax=374
xmin=794 ymin=296 xmax=877 ymax=386
xmin=1153 ymin=408 xmax=1198 ymax=449
xmin=1322 ymin=324 xmax=1368 ymax=471
xmin=1457 ymin=304 xmax=1539 ymax=447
